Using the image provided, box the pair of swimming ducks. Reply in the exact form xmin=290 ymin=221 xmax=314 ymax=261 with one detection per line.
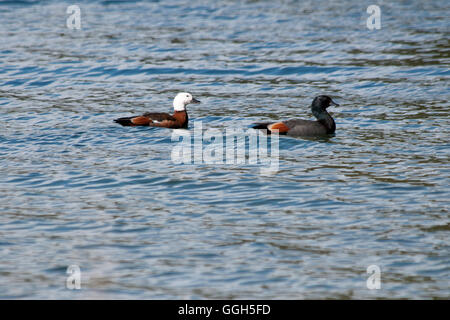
xmin=114 ymin=92 xmax=339 ymax=136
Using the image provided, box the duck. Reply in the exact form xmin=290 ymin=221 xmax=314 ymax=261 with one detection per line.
xmin=252 ymin=95 xmax=339 ymax=136
xmin=114 ymin=92 xmax=200 ymax=128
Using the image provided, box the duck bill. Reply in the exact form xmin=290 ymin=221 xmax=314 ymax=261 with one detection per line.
xmin=191 ymin=97 xmax=201 ymax=104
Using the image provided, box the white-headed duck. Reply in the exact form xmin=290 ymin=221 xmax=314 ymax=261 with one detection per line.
xmin=114 ymin=92 xmax=200 ymax=128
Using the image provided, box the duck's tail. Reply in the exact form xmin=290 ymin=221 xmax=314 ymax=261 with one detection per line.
xmin=114 ymin=117 xmax=134 ymax=126
xmin=251 ymin=122 xmax=289 ymax=135
xmin=251 ymin=122 xmax=272 ymax=130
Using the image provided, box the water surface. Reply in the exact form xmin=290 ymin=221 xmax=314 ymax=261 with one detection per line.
xmin=0 ymin=0 xmax=449 ymax=299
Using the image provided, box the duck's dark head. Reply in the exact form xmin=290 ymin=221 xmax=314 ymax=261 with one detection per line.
xmin=312 ymin=95 xmax=339 ymax=110
xmin=311 ymin=95 xmax=339 ymax=117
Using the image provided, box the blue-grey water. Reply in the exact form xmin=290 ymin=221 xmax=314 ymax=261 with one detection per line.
xmin=0 ymin=0 xmax=449 ymax=299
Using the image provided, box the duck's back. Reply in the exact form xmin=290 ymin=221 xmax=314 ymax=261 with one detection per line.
xmin=284 ymin=119 xmax=328 ymax=136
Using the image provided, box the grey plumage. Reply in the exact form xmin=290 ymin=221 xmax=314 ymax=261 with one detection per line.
xmin=283 ymin=119 xmax=330 ymax=136
xmin=252 ymin=95 xmax=339 ymax=137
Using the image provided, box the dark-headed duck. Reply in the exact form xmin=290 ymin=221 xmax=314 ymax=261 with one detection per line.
xmin=114 ymin=92 xmax=200 ymax=128
xmin=252 ymin=95 xmax=339 ymax=136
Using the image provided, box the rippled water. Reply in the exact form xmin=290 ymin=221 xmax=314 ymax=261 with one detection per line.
xmin=0 ymin=0 xmax=449 ymax=299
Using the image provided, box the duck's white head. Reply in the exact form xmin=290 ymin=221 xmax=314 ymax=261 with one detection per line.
xmin=173 ymin=92 xmax=200 ymax=111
